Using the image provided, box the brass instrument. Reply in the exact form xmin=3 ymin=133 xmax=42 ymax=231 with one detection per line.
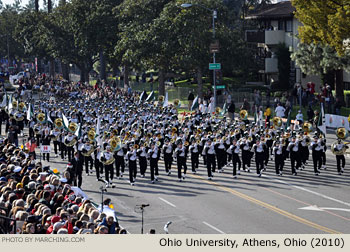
xmin=184 ymin=141 xmax=189 ymax=147
xmin=37 ymin=113 xmax=46 ymax=124
xmin=273 ymin=117 xmax=282 ymax=128
xmin=12 ymin=100 xmax=18 ymax=110
xmin=14 ymin=111 xmax=24 ymax=121
xmin=331 ymin=127 xmax=350 ymax=155
xmin=158 ymin=95 xmax=164 ymax=103
xmin=68 ymin=122 xmax=78 ymax=133
xmin=302 ymin=122 xmax=313 ymax=133
xmin=64 ymin=135 xmax=77 ymax=147
xmin=111 ymin=129 xmax=119 ymax=137
xmin=54 ymin=118 xmax=64 ymax=130
xmin=110 ymin=137 xmax=122 ymax=152
xmin=18 ymin=102 xmax=26 ymax=112
xmin=208 ymin=131 xmax=213 ymax=136
xmin=134 ymin=144 xmax=140 ymax=149
xmin=82 ymin=143 xmax=95 ymax=157
xmin=174 ymin=99 xmax=180 ymax=107
xmin=239 ymin=110 xmax=248 ymax=120
xmin=88 ymin=129 xmax=96 ymax=142
xmin=215 ymin=107 xmax=221 ymax=114
xmin=336 ymin=127 xmax=348 ymax=140
xmin=100 ymin=151 xmax=115 ymax=166
xmin=331 ymin=141 xmax=350 ymax=155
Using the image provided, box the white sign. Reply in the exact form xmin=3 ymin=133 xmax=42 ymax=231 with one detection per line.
xmin=325 ymin=114 xmax=350 ymax=130
xmin=40 ymin=145 xmax=51 ymax=153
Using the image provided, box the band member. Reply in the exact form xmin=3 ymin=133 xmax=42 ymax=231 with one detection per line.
xmin=127 ymin=145 xmax=137 ymax=185
xmin=175 ymin=141 xmax=187 ymax=181
xmin=252 ymin=138 xmax=266 ymax=177
xmin=51 ymin=127 xmax=61 ymax=157
xmin=333 ymin=138 xmax=347 ymax=175
xmin=240 ymin=137 xmax=252 ymax=172
xmin=300 ymin=133 xmax=309 ymax=169
xmin=310 ymin=136 xmax=322 ymax=175
xmin=287 ymin=136 xmax=301 ymax=175
xmin=321 ymin=137 xmax=327 ymax=170
xmin=71 ymin=151 xmax=83 ymax=188
xmin=162 ymin=138 xmax=173 ymax=175
xmin=64 ymin=132 xmax=76 ymax=161
xmin=189 ymin=138 xmax=199 ymax=174
xmin=41 ymin=127 xmax=51 ymax=162
xmin=137 ymin=142 xmax=148 ymax=177
xmin=230 ymin=139 xmax=241 ymax=178
xmin=148 ymin=142 xmax=159 ymax=184
xmin=82 ymin=141 xmax=94 ymax=176
xmin=216 ymin=139 xmax=226 ymax=172
xmin=100 ymin=146 xmax=114 ymax=187
xmin=273 ymin=139 xmax=285 ymax=176
xmin=204 ymin=138 xmax=215 ymax=180
xmin=115 ymin=144 xmax=126 ymax=179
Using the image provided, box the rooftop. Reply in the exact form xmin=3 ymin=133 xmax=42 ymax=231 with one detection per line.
xmin=246 ymin=1 xmax=295 ymax=19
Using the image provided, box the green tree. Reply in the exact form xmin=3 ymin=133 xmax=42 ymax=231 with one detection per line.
xmin=276 ymin=43 xmax=291 ymax=90
xmin=292 ymin=43 xmax=350 ymax=97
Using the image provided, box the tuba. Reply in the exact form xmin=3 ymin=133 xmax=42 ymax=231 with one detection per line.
xmin=68 ymin=122 xmax=78 ymax=134
xmin=331 ymin=141 xmax=348 ymax=155
xmin=37 ymin=113 xmax=46 ymax=124
xmin=14 ymin=111 xmax=24 ymax=121
xmin=88 ymin=129 xmax=96 ymax=142
xmin=82 ymin=143 xmax=95 ymax=157
xmin=273 ymin=117 xmax=282 ymax=128
xmin=174 ymin=99 xmax=180 ymax=107
xmin=158 ymin=95 xmax=164 ymax=103
xmin=18 ymin=102 xmax=26 ymax=112
xmin=302 ymin=122 xmax=313 ymax=134
xmin=100 ymin=151 xmax=115 ymax=166
xmin=54 ymin=118 xmax=64 ymax=130
xmin=110 ymin=137 xmax=122 ymax=152
xmin=215 ymin=107 xmax=221 ymax=114
xmin=12 ymin=100 xmax=18 ymax=110
xmin=239 ymin=110 xmax=248 ymax=120
xmin=336 ymin=127 xmax=348 ymax=140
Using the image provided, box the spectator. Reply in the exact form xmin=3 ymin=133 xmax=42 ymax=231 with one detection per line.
xmin=228 ymin=102 xmax=236 ymax=121
xmin=334 ymin=98 xmax=343 ymax=115
xmin=275 ymin=103 xmax=286 ymax=118
xmin=188 ymin=91 xmax=195 ymax=110
xmin=295 ymin=110 xmax=304 ymax=126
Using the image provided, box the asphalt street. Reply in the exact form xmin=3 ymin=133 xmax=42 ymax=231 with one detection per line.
xmin=8 ymin=128 xmax=349 ymax=234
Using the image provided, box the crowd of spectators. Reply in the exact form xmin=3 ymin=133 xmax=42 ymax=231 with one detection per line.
xmin=0 ymin=139 xmax=125 ymax=234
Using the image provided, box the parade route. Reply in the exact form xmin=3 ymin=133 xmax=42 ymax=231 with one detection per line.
xmin=23 ymin=129 xmax=349 ymax=234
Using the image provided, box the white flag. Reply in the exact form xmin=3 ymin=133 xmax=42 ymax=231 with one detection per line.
xmin=318 ymin=103 xmax=326 ymax=135
xmin=62 ymin=113 xmax=69 ymax=131
xmin=0 ymin=94 xmax=7 ymax=108
xmin=163 ymin=92 xmax=168 ymax=108
xmin=26 ymin=103 xmax=32 ymax=121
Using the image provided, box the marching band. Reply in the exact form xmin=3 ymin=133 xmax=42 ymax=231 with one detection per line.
xmin=1 ymin=91 xmax=348 ymax=189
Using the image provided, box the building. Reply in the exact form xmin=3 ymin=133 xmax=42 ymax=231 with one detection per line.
xmin=245 ymin=0 xmax=350 ymax=90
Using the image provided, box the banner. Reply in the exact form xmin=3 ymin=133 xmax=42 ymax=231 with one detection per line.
xmin=40 ymin=145 xmax=51 ymax=153
xmin=325 ymin=114 xmax=350 ymax=130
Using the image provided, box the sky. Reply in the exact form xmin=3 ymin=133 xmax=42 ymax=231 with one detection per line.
xmin=2 ymin=0 xmax=30 ymax=6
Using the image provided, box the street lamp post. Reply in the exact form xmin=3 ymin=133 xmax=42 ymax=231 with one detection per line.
xmin=181 ymin=3 xmax=217 ymax=108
